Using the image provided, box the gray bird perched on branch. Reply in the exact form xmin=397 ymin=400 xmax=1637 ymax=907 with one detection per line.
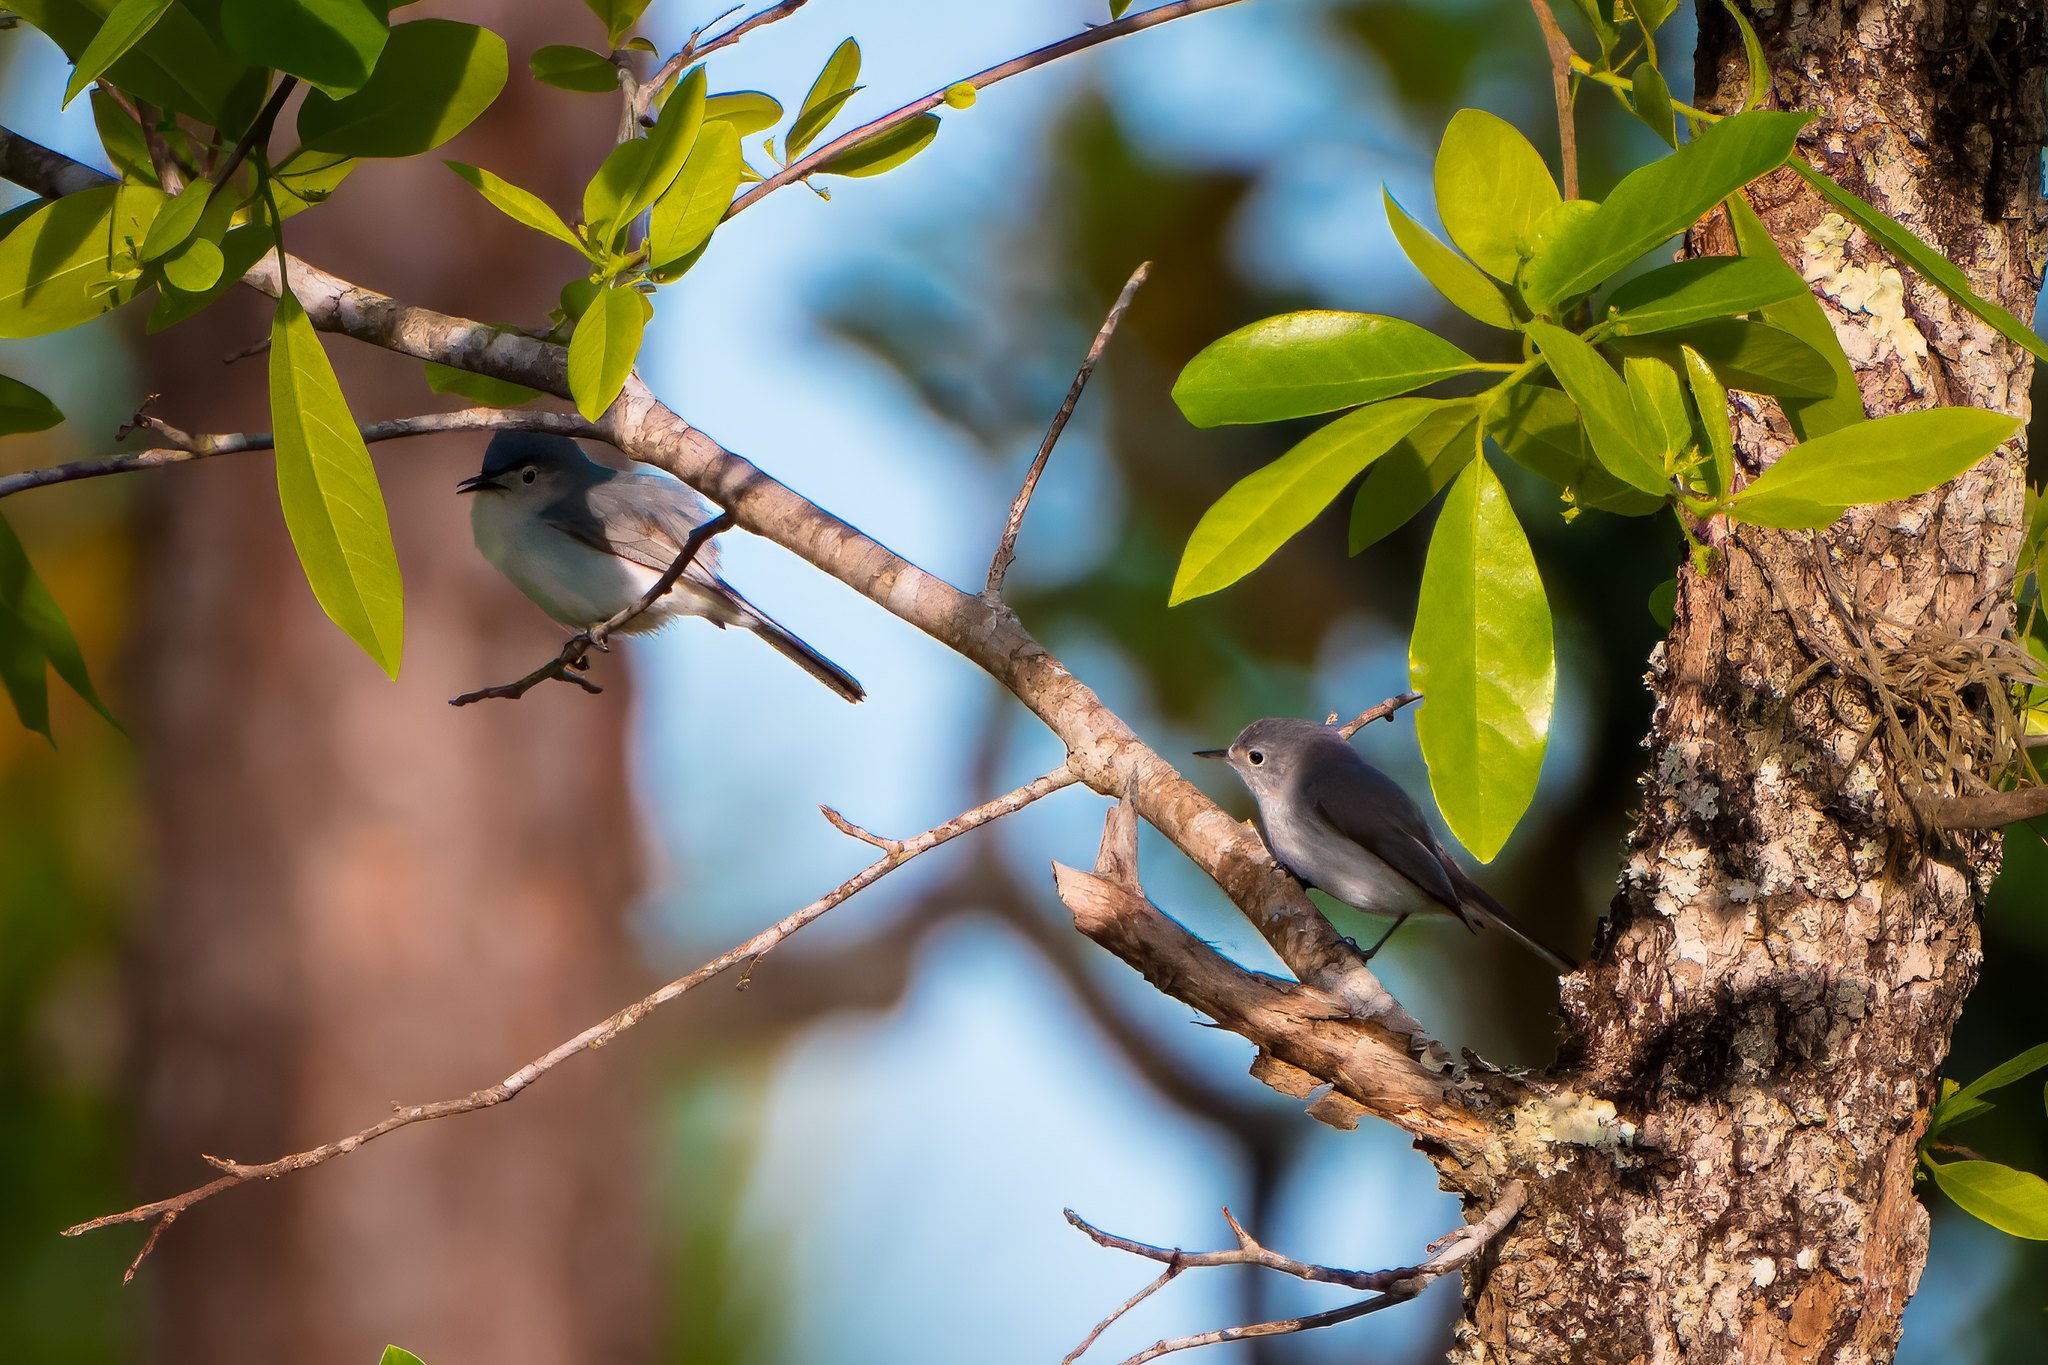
xmin=1196 ymin=717 xmax=1573 ymax=972
xmin=458 ymin=432 xmax=864 ymax=702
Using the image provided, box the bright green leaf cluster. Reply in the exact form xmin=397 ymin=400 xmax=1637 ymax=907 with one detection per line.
xmin=1168 ymin=96 xmax=2029 ymax=857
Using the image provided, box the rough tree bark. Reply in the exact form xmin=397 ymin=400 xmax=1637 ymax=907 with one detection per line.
xmin=1468 ymin=4 xmax=2047 ymax=1360
xmin=124 ymin=6 xmax=660 ymax=1362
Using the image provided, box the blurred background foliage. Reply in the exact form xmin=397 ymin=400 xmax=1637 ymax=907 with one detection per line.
xmin=1 ymin=0 xmax=2043 ymax=1361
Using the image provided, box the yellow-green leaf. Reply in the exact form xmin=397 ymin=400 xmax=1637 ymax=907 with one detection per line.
xmin=787 ymin=38 xmax=862 ymax=159
xmin=817 ymin=114 xmax=939 ymax=179
xmin=269 ymin=283 xmax=404 ymax=674
xmin=1729 ymin=406 xmax=2019 ymax=528
xmin=567 ymin=283 xmax=650 ymax=422
xmin=1174 ymin=311 xmax=1481 ymax=427
xmin=1724 ymin=192 xmax=1863 ymax=437
xmin=0 ymin=508 xmax=119 ymax=735
xmin=0 ymin=374 xmax=65 ymax=435
xmin=447 ymin=161 xmax=587 ymax=255
xmin=647 ymin=121 xmax=742 ymax=272
xmin=1926 ymin=1160 xmax=2048 ymax=1240
xmin=297 ymin=19 xmax=507 ymax=158
xmin=1171 ymin=399 xmax=1436 ymax=604
xmin=1434 ymin=109 xmax=1560 ymax=282
xmin=1348 ymin=400 xmax=1482 ymax=553
xmin=1410 ymin=456 xmax=1553 ymax=861
xmin=1384 ymin=191 xmax=1518 ymax=329
xmin=61 ymin=0 xmax=174 ymax=108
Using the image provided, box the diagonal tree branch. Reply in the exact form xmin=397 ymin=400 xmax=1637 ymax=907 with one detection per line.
xmin=63 ymin=765 xmax=1082 ymax=1275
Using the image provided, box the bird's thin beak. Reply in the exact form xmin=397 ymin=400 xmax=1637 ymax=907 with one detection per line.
xmin=1192 ymin=749 xmax=1227 ymax=761
xmin=455 ymin=473 xmax=496 ymax=494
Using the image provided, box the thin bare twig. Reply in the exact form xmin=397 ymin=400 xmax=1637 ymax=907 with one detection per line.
xmin=0 ymin=407 xmax=597 ymax=502
xmin=1064 ymin=1182 xmax=1527 ymax=1364
xmin=1527 ymin=0 xmax=1580 ymax=199
xmin=207 ymin=75 xmax=297 ymax=207
xmin=985 ymin=261 xmax=1150 ymax=596
xmin=818 ymin=804 xmax=902 ymax=853
xmin=1336 ymin=689 xmax=1423 ymax=740
xmin=449 ymin=510 xmax=736 ymax=705
xmin=64 ymin=765 xmax=1082 ymax=1272
xmin=726 ymin=0 xmax=1249 ymax=217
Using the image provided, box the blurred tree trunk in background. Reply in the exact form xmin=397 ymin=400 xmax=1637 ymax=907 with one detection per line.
xmin=124 ymin=5 xmax=660 ymax=1362
xmin=1470 ymin=5 xmax=2045 ymax=1359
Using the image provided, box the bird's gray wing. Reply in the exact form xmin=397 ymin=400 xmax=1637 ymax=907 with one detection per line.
xmin=1302 ymin=760 xmax=1465 ymax=916
xmin=540 ymin=475 xmax=725 ymax=577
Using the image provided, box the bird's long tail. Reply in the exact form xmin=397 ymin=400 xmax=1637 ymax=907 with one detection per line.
xmin=713 ymin=580 xmax=865 ymax=702
xmin=1453 ymin=874 xmax=1578 ymax=974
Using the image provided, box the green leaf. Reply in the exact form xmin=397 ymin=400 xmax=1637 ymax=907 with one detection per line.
xmin=149 ymin=222 xmax=272 ymax=331
xmin=1634 ymin=0 xmax=1680 ymax=33
xmin=160 ymin=235 xmax=224 ymax=292
xmin=787 ymin=38 xmax=863 ymax=159
xmin=0 ymin=374 xmax=65 ymax=435
xmin=62 ymin=0 xmax=173 ymax=108
xmin=445 ymin=161 xmax=586 ymax=255
xmin=1630 ymin=61 xmax=1675 ymax=147
xmin=1522 ymin=109 xmax=1811 ymax=311
xmin=1348 ymin=400 xmax=1482 ymax=553
xmin=220 ymin=0 xmax=389 ymax=98
xmin=0 ymin=597 xmax=51 ymax=739
xmin=1789 ymin=159 xmax=2048 ymax=365
xmin=1489 ymin=383 xmax=1664 ymax=515
xmin=379 ymin=1349 xmax=428 ymax=1365
xmin=1604 ymin=257 xmax=1807 ymax=335
xmin=1410 ymin=456 xmax=1554 ymax=862
xmin=269 ymin=147 xmax=356 ymax=218
xmin=943 ymin=82 xmax=977 ymax=110
xmin=1927 ymin=1160 xmax=2048 ymax=1240
xmin=1729 ymin=406 xmax=2019 ymax=528
xmin=1953 ymin=1041 xmax=2048 ymax=1104
xmin=1384 ymin=191 xmax=1518 ymax=329
xmin=0 ymin=509 xmax=118 ymax=734
xmin=424 ymin=360 xmax=538 ymax=408
xmin=580 ymin=0 xmax=649 ymax=46
xmin=1566 ymin=0 xmax=1616 ymax=55
xmin=1523 ymin=321 xmax=1666 ymax=495
xmin=1722 ymin=0 xmax=1770 ymax=112
xmin=0 ymin=186 xmax=132 ymax=339
xmin=647 ymin=121 xmax=742 ymax=273
xmin=1434 ymin=108 xmax=1561 ymax=281
xmin=90 ymin=89 xmax=157 ymax=184
xmin=567 ymin=283 xmax=651 ymax=422
xmin=1607 ymin=319 xmax=1838 ymax=398
xmin=1110 ymin=0 xmax=1134 ymax=18
xmin=1647 ymin=576 xmax=1676 ymax=628
xmin=1174 ymin=312 xmax=1482 ymax=427
xmin=586 ymin=65 xmax=705 ymax=243
xmin=140 ymin=179 xmax=209 ymax=262
xmin=298 ymin=19 xmax=507 ymax=158
xmin=817 ymin=114 xmax=940 ymax=178
xmin=1624 ymin=356 xmax=1689 ymax=467
xmin=1724 ymin=192 xmax=1863 ymax=437
xmin=1682 ymin=346 xmax=1734 ymax=499
xmin=269 ymin=283 xmax=404 ymax=675
xmin=1170 ymin=399 xmax=1437 ymax=604
xmin=530 ymin=44 xmax=618 ymax=94
xmin=706 ymin=91 xmax=782 ymax=135
xmin=9 ymin=0 xmax=262 ymax=128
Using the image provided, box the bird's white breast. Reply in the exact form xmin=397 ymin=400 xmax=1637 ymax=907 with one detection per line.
xmin=470 ymin=493 xmax=662 ymax=629
xmin=1262 ymin=808 xmax=1441 ymax=919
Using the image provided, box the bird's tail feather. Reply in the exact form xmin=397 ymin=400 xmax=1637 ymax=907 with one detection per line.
xmin=1455 ymin=875 xmax=1578 ymax=974
xmin=714 ymin=580 xmax=864 ymax=702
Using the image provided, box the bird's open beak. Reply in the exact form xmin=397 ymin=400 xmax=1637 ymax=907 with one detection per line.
xmin=1192 ymin=749 xmax=1227 ymax=760
xmin=455 ymin=473 xmax=497 ymax=494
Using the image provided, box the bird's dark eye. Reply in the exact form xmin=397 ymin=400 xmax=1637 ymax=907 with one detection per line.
xmin=521 ymin=466 xmax=537 ymax=484
xmin=1248 ymin=750 xmax=1265 ymax=766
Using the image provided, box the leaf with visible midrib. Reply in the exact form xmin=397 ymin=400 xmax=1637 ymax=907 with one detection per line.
xmin=1523 ymin=109 xmax=1811 ymax=311
xmin=1410 ymin=456 xmax=1553 ymax=862
xmin=1173 ymin=312 xmax=1480 ymax=427
xmin=297 ymin=19 xmax=507 ymax=158
xmin=269 ymin=284 xmax=404 ymax=675
xmin=1434 ymin=109 xmax=1560 ymax=283
xmin=1171 ymin=399 xmax=1437 ymax=604
xmin=567 ymin=283 xmax=651 ymax=422
xmin=1926 ymin=1159 xmax=2048 ymax=1240
xmin=1728 ymin=406 xmax=2019 ymax=528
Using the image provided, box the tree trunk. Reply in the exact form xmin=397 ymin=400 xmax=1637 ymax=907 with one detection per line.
xmin=1465 ymin=4 xmax=2045 ymax=1359
xmin=125 ymin=6 xmax=661 ymax=1361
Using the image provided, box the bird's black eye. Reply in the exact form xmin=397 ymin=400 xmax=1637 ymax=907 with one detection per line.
xmin=1248 ymin=749 xmax=1264 ymax=766
xmin=521 ymin=466 xmax=537 ymax=484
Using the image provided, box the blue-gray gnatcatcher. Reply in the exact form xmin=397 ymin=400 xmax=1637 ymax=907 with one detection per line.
xmin=458 ymin=432 xmax=864 ymax=702
xmin=1196 ymin=717 xmax=1574 ymax=972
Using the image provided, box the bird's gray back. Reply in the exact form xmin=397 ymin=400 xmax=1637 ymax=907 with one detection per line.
xmin=544 ymin=472 xmax=726 ymax=579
